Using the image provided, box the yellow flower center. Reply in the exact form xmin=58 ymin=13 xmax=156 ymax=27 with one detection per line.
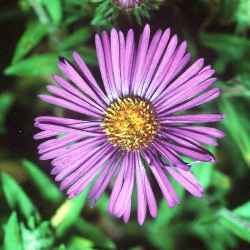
xmin=103 ymin=97 xmax=158 ymax=151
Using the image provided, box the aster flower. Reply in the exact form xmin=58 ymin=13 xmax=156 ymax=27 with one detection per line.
xmin=34 ymin=24 xmax=224 ymax=225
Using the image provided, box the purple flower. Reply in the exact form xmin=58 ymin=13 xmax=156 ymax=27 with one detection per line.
xmin=114 ymin=0 xmax=142 ymax=9
xmin=34 ymin=25 xmax=224 ymax=224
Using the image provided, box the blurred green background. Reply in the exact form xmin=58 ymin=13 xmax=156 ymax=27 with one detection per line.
xmin=1 ymin=0 xmax=250 ymax=249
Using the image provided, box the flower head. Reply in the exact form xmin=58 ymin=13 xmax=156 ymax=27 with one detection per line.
xmin=34 ymin=25 xmax=224 ymax=224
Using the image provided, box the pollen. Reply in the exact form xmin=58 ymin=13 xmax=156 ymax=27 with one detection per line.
xmin=102 ymin=97 xmax=158 ymax=151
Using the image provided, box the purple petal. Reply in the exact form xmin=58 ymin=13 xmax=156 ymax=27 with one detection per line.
xmin=145 ymin=34 xmax=178 ymax=99
xmin=58 ymin=59 xmax=105 ymax=108
xmin=132 ymin=24 xmax=151 ymax=95
xmin=38 ymin=94 xmax=101 ymax=119
xmin=165 ymin=167 xmax=203 ymax=197
xmin=135 ymin=153 xmax=147 ymax=225
xmin=124 ymin=29 xmax=135 ymax=96
xmin=160 ymin=114 xmax=224 ymax=124
xmin=136 ymin=29 xmax=162 ymax=96
xmin=141 ymin=28 xmax=171 ymax=96
xmin=72 ymin=51 xmax=109 ymax=105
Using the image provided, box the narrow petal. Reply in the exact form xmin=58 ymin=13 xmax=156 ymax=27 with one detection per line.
xmin=139 ymin=155 xmax=157 ymax=218
xmin=108 ymin=154 xmax=128 ymax=214
xmin=165 ymin=167 xmax=203 ymax=197
xmin=131 ymin=24 xmax=151 ymax=95
xmin=111 ymin=29 xmax=122 ymax=96
xmin=145 ymin=34 xmax=178 ymax=99
xmin=124 ymin=29 xmax=135 ymax=96
xmin=72 ymin=51 xmax=109 ymax=105
xmin=160 ymin=114 xmax=224 ymax=124
xmin=88 ymin=153 xmax=123 ymax=204
xmin=95 ymin=34 xmax=115 ymax=100
xmin=145 ymin=151 xmax=179 ymax=207
xmin=155 ymin=72 xmax=216 ymax=112
xmin=101 ymin=31 xmax=119 ymax=99
xmin=135 ymin=153 xmax=147 ymax=225
xmin=53 ymin=75 xmax=106 ymax=112
xmin=153 ymin=141 xmax=189 ymax=170
xmin=47 ymin=85 xmax=104 ymax=115
xmin=110 ymin=154 xmax=135 ymax=218
xmin=58 ymin=58 xmax=105 ymax=108
xmin=119 ymin=31 xmax=126 ymax=96
xmin=154 ymin=58 xmax=205 ymax=104
xmin=150 ymin=41 xmax=187 ymax=101
xmin=161 ymin=88 xmax=221 ymax=115
xmin=141 ymin=28 xmax=171 ymax=96
xmin=61 ymin=145 xmax=115 ymax=192
xmin=136 ymin=29 xmax=162 ymax=96
xmin=166 ymin=127 xmax=221 ymax=145
xmin=38 ymin=94 xmax=101 ymax=119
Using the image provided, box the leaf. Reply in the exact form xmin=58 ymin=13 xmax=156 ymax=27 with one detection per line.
xmin=51 ymin=188 xmax=89 ymax=237
xmin=95 ymin=193 xmax=109 ymax=216
xmin=234 ymin=201 xmax=250 ymax=219
xmin=192 ymin=161 xmax=214 ymax=189
xmin=1 ymin=173 xmax=39 ymax=223
xmin=219 ymin=0 xmax=239 ymax=22
xmin=220 ymin=98 xmax=250 ymax=165
xmin=219 ymin=208 xmax=250 ymax=242
xmin=22 ymin=159 xmax=63 ymax=203
xmin=3 ymin=212 xmax=23 ymax=250
xmin=211 ymin=170 xmax=231 ymax=191
xmin=42 ymin=0 xmax=62 ymax=24
xmin=55 ymin=245 xmax=67 ymax=250
xmin=20 ymin=221 xmax=54 ymax=250
xmin=5 ymin=54 xmax=58 ymax=78
xmin=68 ymin=236 xmax=95 ymax=250
xmin=0 ymin=93 xmax=13 ymax=134
xmin=200 ymin=33 xmax=250 ymax=60
xmin=192 ymin=218 xmax=237 ymax=250
xmin=76 ymin=219 xmax=116 ymax=250
xmin=234 ymin=0 xmax=250 ymax=32
xmin=12 ymin=22 xmax=48 ymax=63
xmin=150 ymin=201 xmax=181 ymax=230
xmin=59 ymin=28 xmax=91 ymax=51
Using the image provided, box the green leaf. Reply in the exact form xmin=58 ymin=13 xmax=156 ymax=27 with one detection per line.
xmin=0 ymin=93 xmax=13 ymax=134
xmin=192 ymin=161 xmax=214 ymax=189
xmin=20 ymin=221 xmax=54 ymax=250
xmin=234 ymin=201 xmax=250 ymax=219
xmin=1 ymin=173 xmax=39 ymax=223
xmin=76 ymin=219 xmax=116 ymax=250
xmin=59 ymin=28 xmax=91 ymax=51
xmin=55 ymin=245 xmax=67 ymax=250
xmin=42 ymin=0 xmax=62 ymax=24
xmin=22 ymin=159 xmax=63 ymax=203
xmin=68 ymin=236 xmax=95 ymax=250
xmin=219 ymin=208 xmax=250 ymax=242
xmin=5 ymin=53 xmax=58 ymax=78
xmin=51 ymin=188 xmax=89 ymax=237
xmin=234 ymin=0 xmax=250 ymax=32
xmin=200 ymin=33 xmax=250 ymax=60
xmin=150 ymin=200 xmax=181 ymax=230
xmin=3 ymin=212 xmax=23 ymax=250
xmin=192 ymin=218 xmax=237 ymax=250
xmin=220 ymin=98 xmax=250 ymax=164
xmin=96 ymin=193 xmax=109 ymax=216
xmin=211 ymin=170 xmax=231 ymax=191
xmin=12 ymin=22 xmax=48 ymax=63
